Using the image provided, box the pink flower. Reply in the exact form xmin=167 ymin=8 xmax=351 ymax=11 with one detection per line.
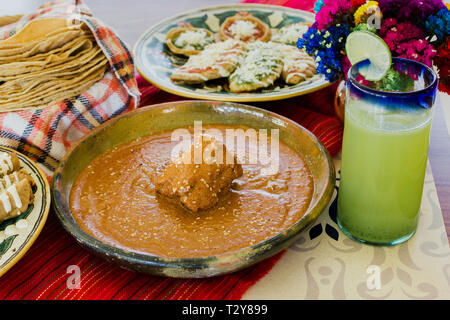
xmin=380 ymin=18 xmax=426 ymax=52
xmin=315 ymin=0 xmax=354 ymax=29
xmin=396 ymin=39 xmax=437 ymax=66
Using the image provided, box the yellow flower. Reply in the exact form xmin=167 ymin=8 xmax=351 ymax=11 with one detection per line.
xmin=354 ymin=1 xmax=382 ymax=26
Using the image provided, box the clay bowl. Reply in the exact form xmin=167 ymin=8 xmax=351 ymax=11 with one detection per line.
xmin=52 ymin=100 xmax=335 ymax=278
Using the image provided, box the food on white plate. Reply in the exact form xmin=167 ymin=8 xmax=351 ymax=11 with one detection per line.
xmin=271 ymin=22 xmax=311 ymax=46
xmin=167 ymin=16 xmax=318 ymax=92
xmin=0 ymin=152 xmax=20 ymax=176
xmin=229 ymin=41 xmax=283 ymax=92
xmin=0 ymin=152 xmax=35 ymax=223
xmin=170 ymin=39 xmax=246 ymax=84
xmin=165 ymin=26 xmax=215 ymax=56
xmin=277 ymin=43 xmax=317 ymax=85
xmin=219 ymin=12 xmax=271 ymax=43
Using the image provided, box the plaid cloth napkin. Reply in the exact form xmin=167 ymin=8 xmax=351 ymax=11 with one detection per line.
xmin=0 ymin=0 xmax=343 ymax=300
xmin=0 ymin=0 xmax=140 ymax=177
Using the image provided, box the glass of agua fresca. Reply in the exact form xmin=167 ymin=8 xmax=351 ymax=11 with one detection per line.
xmin=337 ymin=57 xmax=438 ymax=246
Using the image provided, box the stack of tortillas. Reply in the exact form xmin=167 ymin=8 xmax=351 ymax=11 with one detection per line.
xmin=0 ymin=18 xmax=109 ymax=112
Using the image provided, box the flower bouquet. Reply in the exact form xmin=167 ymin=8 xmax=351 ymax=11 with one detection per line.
xmin=297 ymin=0 xmax=450 ymax=94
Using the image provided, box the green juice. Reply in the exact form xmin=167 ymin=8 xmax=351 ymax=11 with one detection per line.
xmin=337 ymin=100 xmax=432 ymax=244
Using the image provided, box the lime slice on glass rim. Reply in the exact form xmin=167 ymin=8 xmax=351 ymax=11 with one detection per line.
xmin=345 ymin=30 xmax=391 ymax=81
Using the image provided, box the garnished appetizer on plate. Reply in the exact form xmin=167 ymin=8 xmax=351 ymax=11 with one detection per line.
xmin=219 ymin=12 xmax=271 ymax=43
xmin=170 ymin=39 xmax=246 ymax=83
xmin=134 ymin=5 xmax=330 ymax=102
xmin=170 ymin=39 xmax=316 ymax=92
xmin=278 ymin=44 xmax=316 ymax=85
xmin=271 ymin=22 xmax=311 ymax=46
xmin=160 ymin=8 xmax=319 ymax=94
xmin=229 ymin=41 xmax=283 ymax=93
xmin=165 ymin=25 xmax=216 ymax=56
xmin=0 ymin=152 xmax=35 ymax=223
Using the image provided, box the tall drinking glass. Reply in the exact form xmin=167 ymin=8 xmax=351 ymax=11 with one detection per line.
xmin=337 ymin=58 xmax=438 ymax=246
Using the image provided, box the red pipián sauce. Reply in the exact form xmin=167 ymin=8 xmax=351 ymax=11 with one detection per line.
xmin=70 ymin=125 xmax=313 ymax=258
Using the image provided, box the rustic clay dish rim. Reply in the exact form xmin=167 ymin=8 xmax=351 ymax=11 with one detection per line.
xmin=52 ymin=100 xmax=335 ymax=277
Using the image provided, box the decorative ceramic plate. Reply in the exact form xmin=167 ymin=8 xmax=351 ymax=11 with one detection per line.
xmin=0 ymin=147 xmax=51 ymax=277
xmin=134 ymin=4 xmax=330 ymax=102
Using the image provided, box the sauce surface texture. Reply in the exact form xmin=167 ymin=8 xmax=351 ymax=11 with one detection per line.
xmin=70 ymin=125 xmax=313 ymax=258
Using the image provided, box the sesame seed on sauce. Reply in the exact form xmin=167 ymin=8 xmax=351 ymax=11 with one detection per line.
xmin=69 ymin=125 xmax=313 ymax=258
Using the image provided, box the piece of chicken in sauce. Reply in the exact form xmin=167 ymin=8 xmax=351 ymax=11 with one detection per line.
xmin=155 ymin=135 xmax=243 ymax=212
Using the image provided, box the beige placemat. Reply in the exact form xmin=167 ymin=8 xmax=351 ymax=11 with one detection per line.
xmin=243 ymin=156 xmax=450 ymax=299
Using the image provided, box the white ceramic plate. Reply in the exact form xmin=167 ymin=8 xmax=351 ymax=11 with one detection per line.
xmin=134 ymin=4 xmax=330 ymax=102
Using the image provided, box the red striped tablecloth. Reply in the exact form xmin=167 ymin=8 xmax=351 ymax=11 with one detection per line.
xmin=0 ymin=0 xmax=344 ymax=300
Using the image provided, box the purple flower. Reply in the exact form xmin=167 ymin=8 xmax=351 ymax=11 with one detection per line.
xmin=378 ymin=0 xmax=445 ymax=21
